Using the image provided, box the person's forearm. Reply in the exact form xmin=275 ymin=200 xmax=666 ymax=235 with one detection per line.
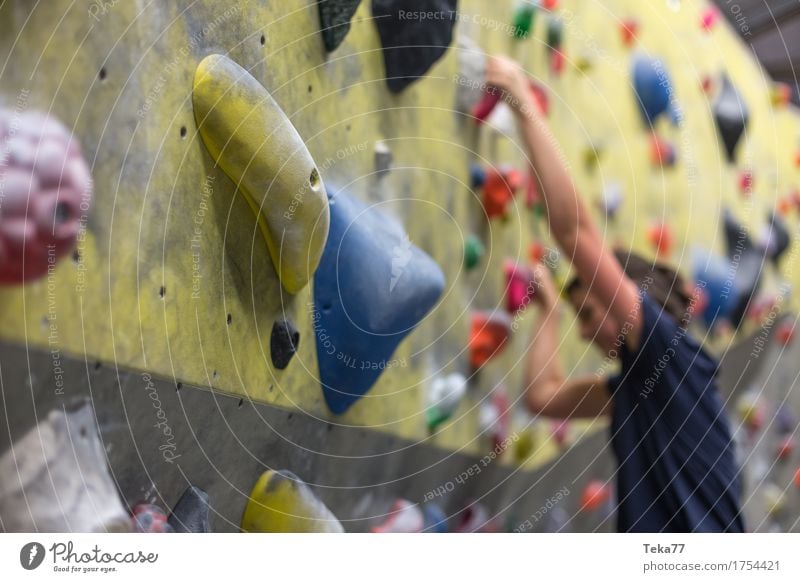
xmin=514 ymin=103 xmax=599 ymax=255
xmin=524 ymin=306 xmax=565 ymax=406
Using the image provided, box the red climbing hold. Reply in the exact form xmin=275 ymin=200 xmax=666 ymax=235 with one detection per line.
xmin=649 ymin=134 xmax=676 ymax=167
xmin=647 ymin=222 xmax=673 ymax=257
xmin=700 ymin=75 xmax=714 ymax=94
xmin=529 ymin=241 xmax=545 ymax=264
xmin=372 ymin=499 xmax=424 ymax=533
xmin=700 ymin=7 xmax=719 ymax=31
xmin=620 ymin=19 xmax=639 ymax=47
xmin=471 ymin=89 xmax=502 ymax=124
xmin=794 ymin=467 xmax=800 ymax=488
xmin=504 ymin=260 xmax=536 ymax=314
xmin=469 ymin=311 xmax=512 ymax=369
xmin=550 ymin=49 xmax=565 ymax=75
xmin=777 ymin=436 xmax=795 ymax=461
xmin=482 ymin=166 xmax=522 ymax=219
xmin=776 ymin=322 xmax=795 ymax=346
xmin=738 ymin=170 xmax=753 ymax=196
xmin=580 ymin=480 xmax=611 ymax=512
xmin=541 ymin=0 xmax=559 ymax=9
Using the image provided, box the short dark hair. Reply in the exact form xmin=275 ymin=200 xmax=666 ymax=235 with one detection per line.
xmin=566 ymin=249 xmax=694 ymax=325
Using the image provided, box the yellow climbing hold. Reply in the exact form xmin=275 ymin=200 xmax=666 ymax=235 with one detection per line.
xmin=240 ymin=470 xmax=344 ymax=533
xmin=192 ymin=54 xmax=329 ymax=294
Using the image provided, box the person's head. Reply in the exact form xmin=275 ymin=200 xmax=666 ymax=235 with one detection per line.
xmin=564 ymin=250 xmax=693 ymax=355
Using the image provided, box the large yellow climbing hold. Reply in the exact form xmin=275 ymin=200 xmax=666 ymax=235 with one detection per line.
xmin=241 ymin=470 xmax=344 ymax=533
xmin=193 ymin=54 xmax=329 ymax=294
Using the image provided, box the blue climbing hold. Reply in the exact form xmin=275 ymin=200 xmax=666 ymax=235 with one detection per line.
xmin=632 ymin=54 xmax=673 ymax=126
xmin=313 ymin=188 xmax=445 ymax=414
xmin=423 ymin=503 xmax=449 ymax=533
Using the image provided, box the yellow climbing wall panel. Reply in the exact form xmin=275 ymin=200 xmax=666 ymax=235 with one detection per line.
xmin=0 ymin=0 xmax=798 ymax=465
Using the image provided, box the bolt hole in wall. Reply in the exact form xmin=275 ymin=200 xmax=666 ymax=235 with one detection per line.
xmin=309 ymin=168 xmax=320 ymax=191
xmin=98 ymin=67 xmax=106 ymax=81
xmin=159 ymin=286 xmax=166 ymax=298
xmin=176 ymin=382 xmax=182 ymax=392
xmin=238 ymin=398 xmax=243 ymax=408
xmin=227 ymin=313 xmax=232 ymax=325
xmin=180 ymin=126 xmax=187 ymax=139
xmin=260 ymin=33 xmax=265 ymax=46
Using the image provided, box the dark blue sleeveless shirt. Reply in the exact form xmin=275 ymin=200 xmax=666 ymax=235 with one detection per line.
xmin=606 ymin=293 xmax=745 ymax=532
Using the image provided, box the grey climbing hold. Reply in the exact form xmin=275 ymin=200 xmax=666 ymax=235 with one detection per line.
xmin=168 ymin=486 xmax=211 ymax=533
xmin=318 ymin=0 xmax=363 ymax=52
xmin=271 ymin=319 xmax=300 ymax=370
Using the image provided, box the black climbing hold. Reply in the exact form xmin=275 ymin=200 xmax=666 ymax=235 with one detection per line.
xmin=721 ymin=209 xmax=762 ymax=327
xmin=764 ymin=211 xmax=790 ymax=265
xmin=318 ymin=0 xmax=362 ymax=52
xmin=271 ymin=319 xmax=300 ymax=370
xmin=372 ymin=0 xmax=458 ymax=93
xmin=713 ymin=74 xmax=749 ymax=163
xmin=168 ymin=486 xmax=211 ymax=533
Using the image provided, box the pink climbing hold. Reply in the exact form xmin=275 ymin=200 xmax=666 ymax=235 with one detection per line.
xmin=552 ymin=419 xmax=568 ymax=447
xmin=504 ymin=259 xmax=536 ymax=314
xmin=700 ymin=6 xmax=719 ymax=31
xmin=0 ymin=110 xmax=92 ymax=284
xmin=372 ymin=499 xmax=424 ymax=533
xmin=776 ymin=322 xmax=795 ymax=346
xmin=550 ymin=49 xmax=565 ymax=75
xmin=455 ymin=501 xmax=498 ymax=533
xmin=738 ymin=170 xmax=754 ymax=196
xmin=580 ymin=480 xmax=611 ymax=512
xmin=777 ymin=436 xmax=795 ymax=461
xmin=479 ymin=387 xmax=511 ymax=454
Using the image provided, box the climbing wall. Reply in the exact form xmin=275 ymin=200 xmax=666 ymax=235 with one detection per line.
xmin=1 ymin=0 xmax=799 ymax=532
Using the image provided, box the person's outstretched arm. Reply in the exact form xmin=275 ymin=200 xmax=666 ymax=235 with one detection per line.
xmin=524 ymin=264 xmax=611 ymax=419
xmin=486 ymin=56 xmax=644 ymax=350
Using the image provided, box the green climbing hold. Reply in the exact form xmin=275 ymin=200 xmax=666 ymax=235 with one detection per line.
xmin=464 ymin=235 xmax=485 ymax=270
xmin=512 ymin=2 xmax=537 ymax=40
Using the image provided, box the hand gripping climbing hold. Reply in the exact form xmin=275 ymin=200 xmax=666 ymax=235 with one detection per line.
xmin=192 ymin=54 xmax=330 ymax=294
xmin=318 ymin=0 xmax=362 ymax=52
xmin=168 ymin=486 xmax=211 ymax=533
xmin=469 ymin=311 xmax=512 ymax=369
xmin=427 ymin=372 xmax=467 ymax=430
xmin=271 ymin=319 xmax=300 ymax=370
xmin=0 ymin=110 xmax=92 ymax=284
xmin=314 ymin=189 xmax=445 ymax=414
xmin=372 ymin=0 xmax=458 ymax=93
xmin=713 ymin=74 xmax=750 ymax=163
xmin=503 ymin=259 xmax=536 ymax=314
xmin=0 ymin=404 xmax=130 ymax=532
xmin=241 ymin=470 xmax=343 ymax=532
xmin=632 ymin=54 xmax=673 ymax=126
xmin=372 ymin=499 xmax=425 ymax=533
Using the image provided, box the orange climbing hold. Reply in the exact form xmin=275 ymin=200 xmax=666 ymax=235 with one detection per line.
xmin=469 ymin=311 xmax=512 ymax=369
xmin=776 ymin=322 xmax=795 ymax=346
xmin=482 ymin=166 xmax=523 ymax=219
xmin=647 ymin=222 xmax=673 ymax=257
xmin=700 ymin=75 xmax=713 ymax=94
xmin=771 ymin=83 xmax=792 ymax=107
xmin=529 ymin=241 xmax=545 ymax=264
xmin=620 ymin=19 xmax=639 ymax=47
xmin=580 ymin=480 xmax=611 ymax=512
xmin=649 ymin=134 xmax=676 ymax=167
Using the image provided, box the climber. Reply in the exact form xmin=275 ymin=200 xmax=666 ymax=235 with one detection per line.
xmin=485 ymin=56 xmax=744 ymax=533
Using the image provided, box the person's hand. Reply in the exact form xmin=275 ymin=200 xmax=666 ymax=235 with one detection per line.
xmin=532 ymin=262 xmax=559 ymax=311
xmin=485 ymin=55 xmax=535 ymax=116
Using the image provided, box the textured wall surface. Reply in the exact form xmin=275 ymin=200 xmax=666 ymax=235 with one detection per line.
xmin=1 ymin=0 xmax=799 ymax=530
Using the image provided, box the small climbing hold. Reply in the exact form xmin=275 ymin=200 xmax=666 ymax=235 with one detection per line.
xmin=541 ymin=0 xmax=559 ymax=9
xmin=529 ymin=241 xmax=545 ymax=264
xmin=550 ymin=49 xmax=565 ymax=75
xmin=168 ymin=486 xmax=211 ymax=533
xmin=761 ymin=211 xmax=790 ymax=265
xmin=580 ymin=480 xmax=611 ymax=512
xmin=511 ymin=1 xmax=537 ymax=40
xmin=771 ymin=83 xmax=792 ymax=107
xmin=271 ymin=319 xmax=300 ymax=370
xmin=372 ymin=499 xmax=424 ymax=533
xmin=574 ymin=51 xmax=594 ymax=73
xmin=469 ymin=162 xmax=486 ymax=189
xmin=583 ymin=143 xmax=603 ymax=170
xmin=632 ymin=54 xmax=673 ymax=126
xmin=427 ymin=373 xmax=467 ymax=430
xmin=738 ymin=169 xmax=753 ymax=196
xmin=503 ymin=259 xmax=536 ymax=314
xmin=546 ymin=17 xmax=565 ymax=75
xmin=763 ymin=484 xmax=786 ymax=517
xmin=713 ymin=74 xmax=750 ymax=163
xmin=649 ymin=134 xmax=676 ymax=167
xmin=736 ymin=392 xmax=764 ymax=433
xmin=422 ymin=503 xmax=448 ymax=533
xmin=794 ymin=467 xmax=800 ymax=488
xmin=482 ymin=166 xmax=523 ymax=219
xmin=318 ymin=0 xmax=362 ymax=52
xmin=456 ymin=501 xmax=496 ymax=532
xmin=372 ymin=0 xmax=458 ymax=93
xmin=0 ymin=110 xmax=93 ymax=284
xmin=469 ymin=311 xmax=512 ymax=369
xmin=599 ymin=181 xmax=623 ymax=219
xmin=777 ymin=196 xmax=793 ymax=216
xmin=700 ymin=74 xmax=713 ymax=94
xmin=192 ymin=54 xmax=330 ymax=294
xmin=620 ymin=19 xmax=639 ymax=47
xmin=514 ymin=426 xmax=535 ymax=462
xmin=776 ymin=321 xmax=795 ymax=346
xmin=777 ymin=436 xmax=795 ymax=461
xmin=774 ymin=405 xmax=796 ymax=435
xmin=133 ymin=504 xmax=174 ymax=533
xmin=241 ymin=470 xmax=343 ymax=532
xmin=551 ymin=419 xmax=568 ymax=447
xmin=546 ymin=506 xmax=571 ymax=532
xmin=720 ymin=210 xmax=763 ymax=327
xmin=314 ymin=189 xmax=445 ymax=414
xmin=700 ymin=6 xmax=719 ymax=31
xmin=646 ymin=222 xmax=673 ymax=257
xmin=464 ymin=234 xmax=485 ymax=270
xmin=479 ymin=387 xmax=511 ymax=453
xmin=374 ymin=140 xmax=393 ymax=175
